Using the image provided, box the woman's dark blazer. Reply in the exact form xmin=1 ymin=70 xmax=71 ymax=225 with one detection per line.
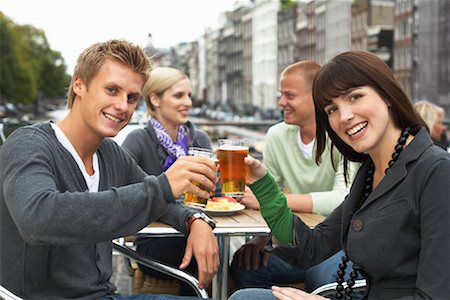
xmin=273 ymin=128 xmax=450 ymax=299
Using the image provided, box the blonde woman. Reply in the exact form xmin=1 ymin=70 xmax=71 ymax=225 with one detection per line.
xmin=414 ymin=100 xmax=447 ymax=148
xmin=122 ymin=67 xmax=212 ymax=296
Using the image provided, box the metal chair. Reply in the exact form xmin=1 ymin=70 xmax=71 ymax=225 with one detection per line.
xmin=112 ymin=239 xmax=209 ymax=298
xmin=0 ymin=123 xmax=6 ymax=144
xmin=0 ymin=240 xmax=207 ymax=300
xmin=0 ymin=285 xmax=23 ymax=300
xmin=311 ymin=279 xmax=367 ymax=297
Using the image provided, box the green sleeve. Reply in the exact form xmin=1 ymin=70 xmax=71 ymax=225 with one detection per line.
xmin=249 ymin=172 xmax=294 ymax=244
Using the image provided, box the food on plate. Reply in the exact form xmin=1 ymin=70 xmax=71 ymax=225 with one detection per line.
xmin=206 ymin=196 xmax=242 ymax=211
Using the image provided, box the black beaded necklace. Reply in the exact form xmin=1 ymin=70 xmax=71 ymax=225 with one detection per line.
xmin=335 ymin=127 xmax=411 ymax=299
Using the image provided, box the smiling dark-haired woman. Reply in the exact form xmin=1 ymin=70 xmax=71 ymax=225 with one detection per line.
xmin=229 ymin=50 xmax=450 ymax=300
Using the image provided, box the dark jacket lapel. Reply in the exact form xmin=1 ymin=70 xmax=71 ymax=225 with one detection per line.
xmin=341 ymin=128 xmax=434 ymax=248
xmin=341 ymin=161 xmax=369 ymax=248
xmin=362 ymin=128 xmax=432 ymax=208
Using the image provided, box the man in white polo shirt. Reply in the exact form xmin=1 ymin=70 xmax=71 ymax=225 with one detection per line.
xmin=231 ymin=60 xmax=359 ymax=293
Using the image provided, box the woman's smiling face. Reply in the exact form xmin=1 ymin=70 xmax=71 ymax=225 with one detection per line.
xmin=153 ymin=78 xmax=192 ymax=127
xmin=324 ymin=85 xmax=397 ymax=155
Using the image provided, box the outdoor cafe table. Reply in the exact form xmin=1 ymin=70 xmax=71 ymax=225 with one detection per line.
xmin=135 ymin=209 xmax=325 ymax=300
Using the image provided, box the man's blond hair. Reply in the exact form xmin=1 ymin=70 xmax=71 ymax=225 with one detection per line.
xmin=66 ymin=39 xmax=151 ymax=108
xmin=281 ymin=60 xmax=321 ymax=92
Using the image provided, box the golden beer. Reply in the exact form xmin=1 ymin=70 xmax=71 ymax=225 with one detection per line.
xmin=183 ymin=147 xmax=215 ymax=206
xmin=217 ymin=140 xmax=248 ymax=197
xmin=184 ymin=182 xmax=209 ymax=205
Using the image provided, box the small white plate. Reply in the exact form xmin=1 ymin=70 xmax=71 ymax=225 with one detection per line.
xmin=203 ymin=204 xmax=245 ymax=216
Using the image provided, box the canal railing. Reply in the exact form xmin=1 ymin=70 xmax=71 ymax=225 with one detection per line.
xmin=190 ymin=118 xmax=281 ymax=160
xmin=1 ymin=115 xmax=281 ymax=159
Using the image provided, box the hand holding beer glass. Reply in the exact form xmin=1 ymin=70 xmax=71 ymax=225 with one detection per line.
xmin=184 ymin=147 xmax=217 ymax=206
xmin=217 ymin=139 xmax=249 ymax=198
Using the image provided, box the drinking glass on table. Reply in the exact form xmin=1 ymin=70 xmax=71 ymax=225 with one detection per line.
xmin=184 ymin=147 xmax=216 ymax=206
xmin=217 ymin=139 xmax=249 ymax=198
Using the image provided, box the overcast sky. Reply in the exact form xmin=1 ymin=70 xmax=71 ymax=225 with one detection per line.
xmin=1 ymin=0 xmax=236 ymax=74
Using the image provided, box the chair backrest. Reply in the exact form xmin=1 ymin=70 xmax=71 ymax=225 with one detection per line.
xmin=0 ymin=285 xmax=23 ymax=300
xmin=311 ymin=279 xmax=367 ymax=298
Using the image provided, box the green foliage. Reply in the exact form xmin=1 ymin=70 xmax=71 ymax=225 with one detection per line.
xmin=0 ymin=13 xmax=28 ymax=103
xmin=0 ymin=11 xmax=70 ymax=106
xmin=39 ymin=50 xmax=70 ymax=99
xmin=280 ymin=0 xmax=298 ymax=10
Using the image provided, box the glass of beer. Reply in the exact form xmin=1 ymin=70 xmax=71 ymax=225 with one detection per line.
xmin=217 ymin=139 xmax=249 ymax=198
xmin=183 ymin=147 xmax=216 ymax=206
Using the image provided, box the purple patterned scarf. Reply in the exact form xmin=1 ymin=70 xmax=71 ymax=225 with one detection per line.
xmin=150 ymin=118 xmax=189 ymax=171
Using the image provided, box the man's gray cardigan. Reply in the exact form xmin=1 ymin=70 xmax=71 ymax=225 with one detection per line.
xmin=0 ymin=122 xmax=192 ymax=299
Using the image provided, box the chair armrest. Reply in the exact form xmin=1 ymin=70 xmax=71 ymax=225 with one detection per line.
xmin=112 ymin=239 xmax=209 ymax=298
xmin=1 ymin=123 xmax=6 ymax=143
xmin=311 ymin=279 xmax=367 ymax=297
xmin=0 ymin=285 xmax=23 ymax=300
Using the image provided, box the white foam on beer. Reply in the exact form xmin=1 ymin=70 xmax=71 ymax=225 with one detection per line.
xmin=219 ymin=145 xmax=248 ymax=151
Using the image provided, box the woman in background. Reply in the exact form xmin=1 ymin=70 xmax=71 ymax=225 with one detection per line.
xmin=414 ymin=99 xmax=448 ymax=149
xmin=122 ymin=67 xmax=212 ymax=296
